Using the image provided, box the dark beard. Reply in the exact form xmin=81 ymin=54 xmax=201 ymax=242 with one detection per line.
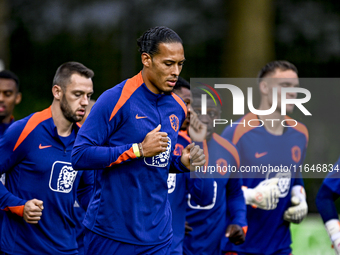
xmin=60 ymin=96 xmax=83 ymax=123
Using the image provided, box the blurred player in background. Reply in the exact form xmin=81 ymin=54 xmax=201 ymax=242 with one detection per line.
xmin=168 ymin=77 xmax=214 ymax=254
xmin=0 ymin=62 xmax=94 ymax=254
xmin=75 ymin=98 xmax=96 ymax=255
xmin=78 ymin=99 xmax=95 ymax=125
xmin=316 ymin=157 xmax=340 ymax=255
xmin=183 ymin=88 xmax=247 ymax=255
xmin=222 ymin=60 xmax=308 ymax=255
xmin=0 ymin=70 xmax=22 ymax=253
xmin=72 ymin=26 xmax=205 ymax=255
xmin=0 ymin=70 xmax=21 ymax=136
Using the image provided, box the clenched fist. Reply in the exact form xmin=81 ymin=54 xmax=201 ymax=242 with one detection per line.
xmin=23 ymin=199 xmax=44 ymax=224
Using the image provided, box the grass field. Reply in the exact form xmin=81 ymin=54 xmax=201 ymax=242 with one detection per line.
xmin=290 ymin=213 xmax=334 ymax=255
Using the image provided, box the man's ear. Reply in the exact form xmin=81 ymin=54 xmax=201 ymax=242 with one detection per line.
xmin=259 ymin=80 xmax=269 ymax=95
xmin=52 ymin=85 xmax=62 ymax=100
xmin=141 ymin=53 xmax=152 ymax=67
xmin=15 ymin=92 xmax=22 ymax=105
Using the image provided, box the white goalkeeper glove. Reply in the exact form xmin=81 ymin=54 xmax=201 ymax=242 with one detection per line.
xmin=325 ymin=219 xmax=340 ymax=255
xmin=283 ymin=185 xmax=308 ymax=224
xmin=242 ymin=178 xmax=280 ymax=210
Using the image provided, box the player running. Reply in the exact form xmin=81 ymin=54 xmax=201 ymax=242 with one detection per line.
xmin=316 ymin=157 xmax=340 ymax=255
xmin=0 ymin=62 xmax=94 ymax=254
xmin=183 ymin=88 xmax=247 ymax=255
xmin=72 ymin=26 xmax=205 ymax=255
xmin=0 ymin=70 xmax=22 ymax=137
xmin=222 ymin=60 xmax=308 ymax=255
xmin=168 ymin=77 xmax=214 ymax=254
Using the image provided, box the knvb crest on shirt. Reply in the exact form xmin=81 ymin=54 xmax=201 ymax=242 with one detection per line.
xmin=291 ymin=146 xmax=301 ymax=163
xmin=173 ymin=144 xmax=184 ymax=156
xmin=49 ymin=161 xmax=78 ymax=193
xmin=169 ymin=114 xmax=179 ymax=132
xmin=144 ymin=137 xmax=171 ymax=167
xmin=216 ymin=158 xmax=228 ymax=176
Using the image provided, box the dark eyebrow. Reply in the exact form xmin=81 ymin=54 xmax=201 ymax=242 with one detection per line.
xmin=164 ymin=59 xmax=186 ymax=63
xmin=278 ymin=82 xmax=299 ymax=86
xmin=72 ymin=90 xmax=94 ymax=94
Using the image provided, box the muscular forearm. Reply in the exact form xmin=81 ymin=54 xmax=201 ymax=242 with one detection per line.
xmin=72 ymin=143 xmax=136 ymax=170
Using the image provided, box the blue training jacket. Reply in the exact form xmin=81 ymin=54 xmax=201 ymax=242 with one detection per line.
xmin=184 ymin=133 xmax=247 ymax=255
xmin=168 ymin=130 xmax=214 ymax=254
xmin=72 ymin=72 xmax=188 ymax=245
xmin=0 ymin=107 xmax=94 ymax=255
xmin=221 ymin=113 xmax=308 ymax=254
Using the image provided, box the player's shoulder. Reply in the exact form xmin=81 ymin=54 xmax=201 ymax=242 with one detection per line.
xmin=100 ymin=72 xmax=144 ymax=100
xmin=9 ymin=108 xmax=51 ymax=133
xmin=212 ymin=133 xmax=238 ymax=153
xmin=324 ymin=170 xmax=340 ymax=181
xmin=96 ymin=73 xmax=145 ymax=121
xmin=222 ymin=112 xmax=258 ymax=145
xmin=2 ymin=108 xmax=52 ymax=151
xmin=325 ymin=156 xmax=340 ymax=179
xmin=285 ymin=116 xmax=309 ymax=142
xmin=323 ymin=160 xmax=340 ymax=192
xmin=6 ymin=114 xmax=32 ymax=131
xmin=99 ymin=79 xmax=128 ymax=102
xmin=171 ymin=91 xmax=187 ymax=110
xmin=212 ymin=133 xmax=240 ymax=168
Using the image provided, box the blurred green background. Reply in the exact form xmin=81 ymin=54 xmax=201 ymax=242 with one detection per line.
xmin=1 ymin=0 xmax=340 ymax=221
xmin=291 ymin=214 xmax=334 ymax=255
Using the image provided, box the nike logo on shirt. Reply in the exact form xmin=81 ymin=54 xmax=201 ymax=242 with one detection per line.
xmin=255 ymin=152 xmax=267 ymax=158
xmin=39 ymin=144 xmax=52 ymax=149
xmin=135 ymin=114 xmax=147 ymax=119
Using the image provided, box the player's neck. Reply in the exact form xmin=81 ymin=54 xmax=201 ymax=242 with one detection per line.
xmin=141 ymin=69 xmax=163 ymax=95
xmin=51 ymin=102 xmax=74 ymax=137
xmin=258 ymin=108 xmax=285 ymax=136
xmin=0 ymin=115 xmax=12 ymax=124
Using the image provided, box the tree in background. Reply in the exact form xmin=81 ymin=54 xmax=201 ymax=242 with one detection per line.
xmin=222 ymin=0 xmax=275 ymax=77
xmin=0 ymin=0 xmax=10 ymax=69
